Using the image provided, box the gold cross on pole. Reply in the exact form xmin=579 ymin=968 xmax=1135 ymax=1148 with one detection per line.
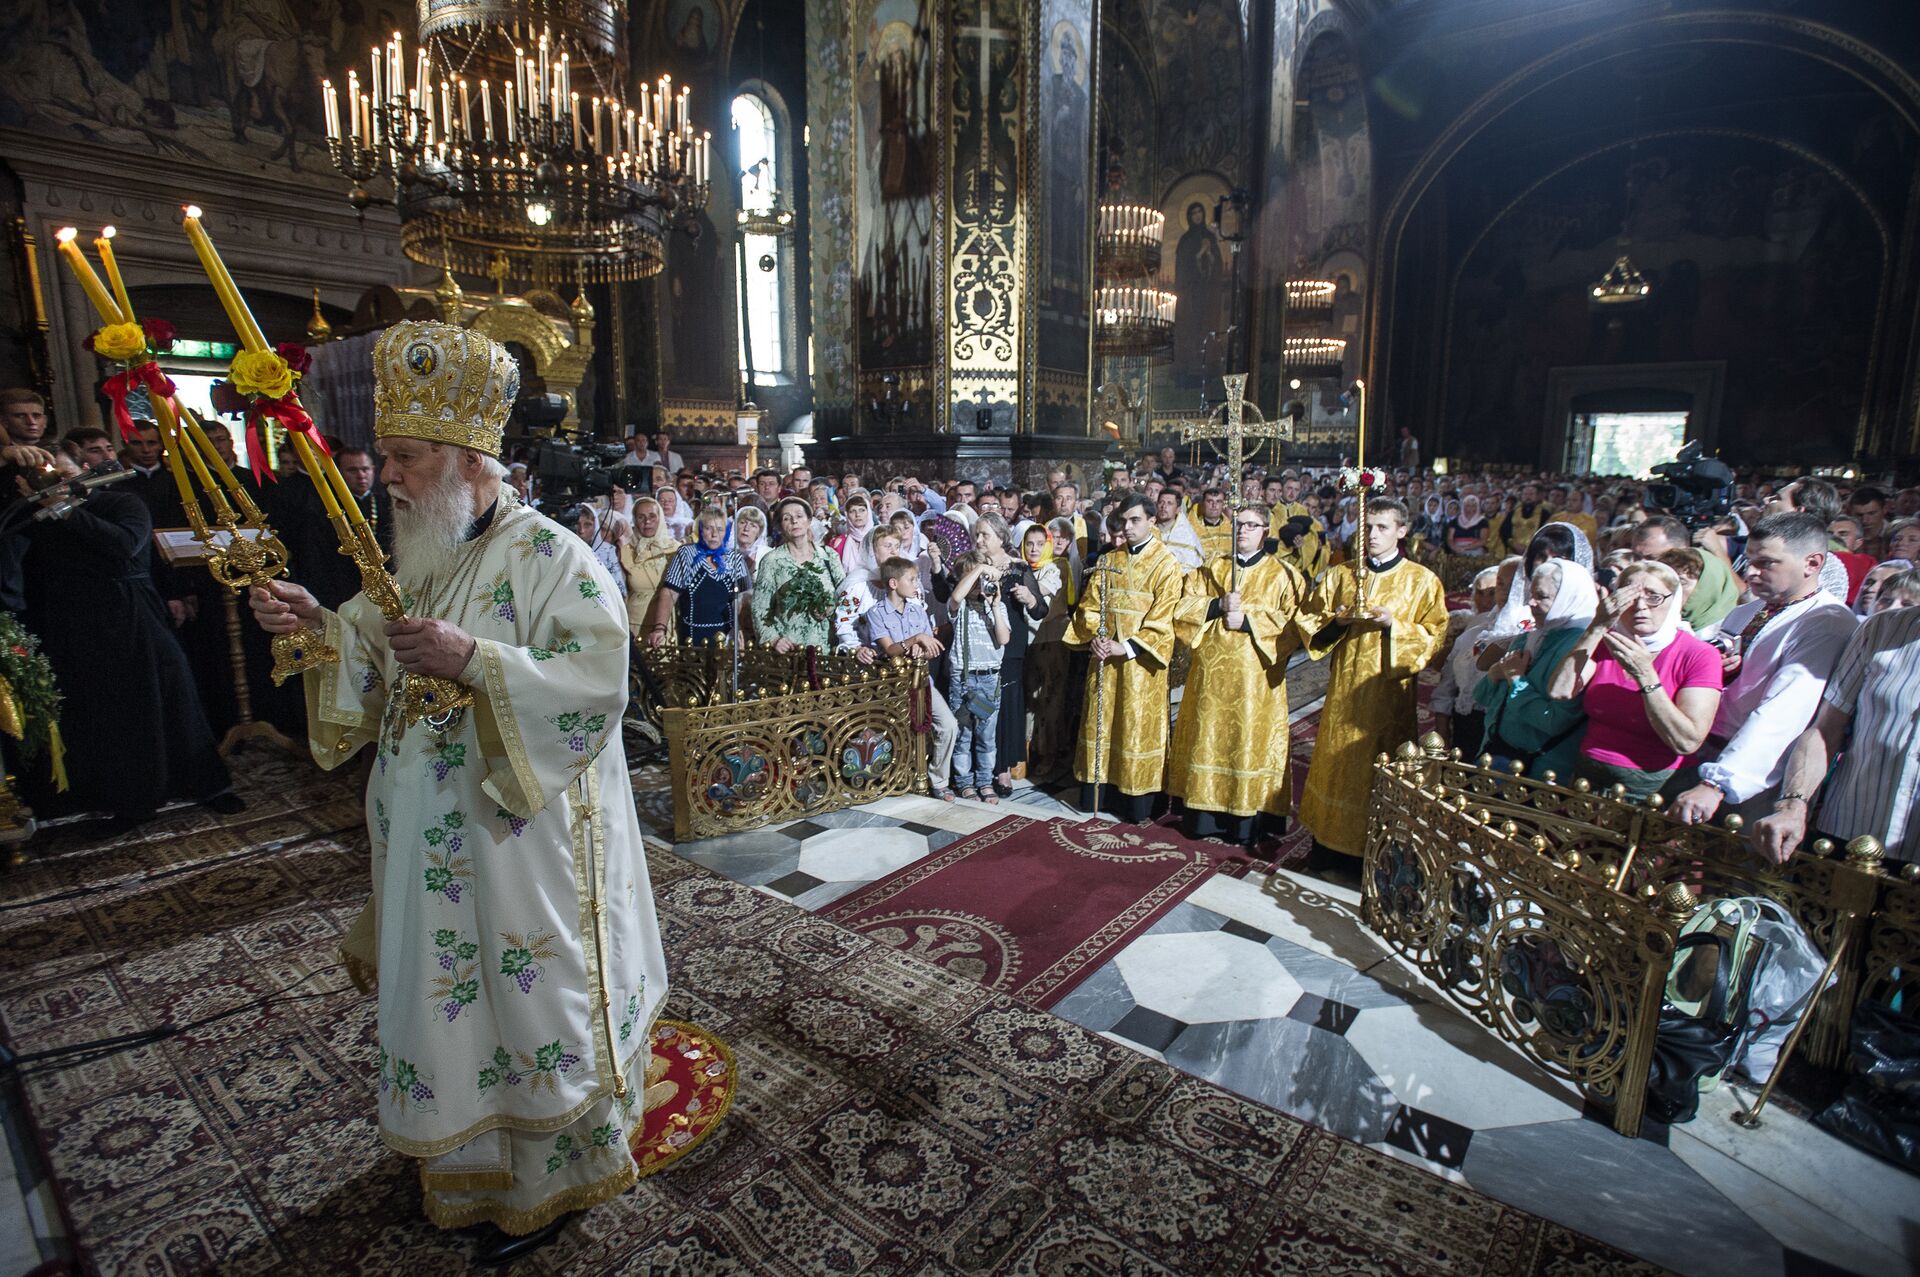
xmin=1178 ymin=373 xmax=1293 ymax=500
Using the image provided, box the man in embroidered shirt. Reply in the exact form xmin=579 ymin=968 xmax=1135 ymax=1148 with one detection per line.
xmin=1666 ymin=513 xmax=1858 ymax=826
xmin=249 ymin=322 xmax=666 ymax=1262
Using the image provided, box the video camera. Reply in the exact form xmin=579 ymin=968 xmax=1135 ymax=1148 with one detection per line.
xmin=532 ymin=434 xmax=653 ymax=504
xmin=1644 ymin=441 xmax=1733 ymax=530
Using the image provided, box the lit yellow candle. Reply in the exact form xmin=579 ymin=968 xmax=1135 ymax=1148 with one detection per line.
xmin=94 ymin=228 xmax=136 ymax=324
xmin=176 ymin=404 xmax=243 ymax=495
xmin=53 ymin=228 xmax=124 ymax=324
xmin=159 ymin=412 xmax=201 ymax=523
xmin=180 ymin=206 xmax=268 ymax=353
xmin=1353 ymin=379 xmax=1366 ymax=473
xmin=289 ymin=431 xmax=341 ymax=519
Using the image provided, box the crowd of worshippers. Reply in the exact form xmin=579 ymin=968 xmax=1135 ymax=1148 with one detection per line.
xmin=3 ymin=387 xmax=1916 ymax=881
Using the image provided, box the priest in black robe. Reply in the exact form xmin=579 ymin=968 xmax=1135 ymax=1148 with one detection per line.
xmin=5 ymin=462 xmax=235 ymax=825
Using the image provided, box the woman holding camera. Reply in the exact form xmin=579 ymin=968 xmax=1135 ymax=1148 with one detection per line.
xmin=972 ymin=514 xmax=1045 ymax=797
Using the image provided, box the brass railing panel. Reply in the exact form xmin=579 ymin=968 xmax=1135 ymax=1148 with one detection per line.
xmin=1364 ymin=740 xmax=1912 ymax=1138
xmin=651 ymin=647 xmax=929 ymax=840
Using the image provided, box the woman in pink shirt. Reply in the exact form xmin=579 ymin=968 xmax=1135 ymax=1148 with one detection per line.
xmin=1546 ymin=560 xmax=1723 ymax=801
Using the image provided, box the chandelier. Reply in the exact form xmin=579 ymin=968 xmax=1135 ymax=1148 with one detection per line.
xmin=1589 ymin=254 xmax=1652 ymax=308
xmin=1093 ymin=286 xmax=1176 ymax=357
xmin=1285 ymin=279 xmax=1336 ymax=312
xmin=1283 ymin=335 xmax=1346 ymax=378
xmin=736 ymin=159 xmax=795 ymax=240
xmin=1095 ymin=204 xmax=1164 ymax=277
xmin=321 ymin=1 xmax=710 ymax=284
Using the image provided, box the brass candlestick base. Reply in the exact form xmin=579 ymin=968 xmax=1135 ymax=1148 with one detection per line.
xmin=270 ymin=626 xmax=337 ymax=685
xmin=400 ymin=672 xmax=473 ymax=730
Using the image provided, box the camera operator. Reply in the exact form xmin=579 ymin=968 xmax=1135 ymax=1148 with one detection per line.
xmin=1 ymin=445 xmax=235 ymax=827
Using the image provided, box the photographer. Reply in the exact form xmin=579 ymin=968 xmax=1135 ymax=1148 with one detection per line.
xmin=3 ymin=449 xmax=234 ymax=826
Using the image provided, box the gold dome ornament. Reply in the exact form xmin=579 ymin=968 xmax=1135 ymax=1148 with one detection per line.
xmin=306 ymin=287 xmax=334 ymax=343
xmin=373 ymin=320 xmax=519 ymax=455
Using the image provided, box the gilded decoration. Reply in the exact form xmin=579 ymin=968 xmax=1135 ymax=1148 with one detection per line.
xmin=1361 ymin=740 xmax=1911 ymax=1138
xmin=637 ymin=642 xmax=930 ymax=839
xmin=947 ymin=0 xmax=1024 ymax=425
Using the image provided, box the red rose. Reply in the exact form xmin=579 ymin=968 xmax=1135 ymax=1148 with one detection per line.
xmin=1359 ymin=471 xmax=1376 ymax=487
xmin=210 ymin=380 xmax=248 ymax=415
xmin=9 ymin=645 xmax=25 ymax=657
xmin=141 ymin=318 xmax=177 ymax=353
xmin=275 ymin=342 xmax=313 ymax=376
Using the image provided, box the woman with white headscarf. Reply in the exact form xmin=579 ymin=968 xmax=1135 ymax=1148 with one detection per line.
xmin=1473 ymin=558 xmax=1598 ymax=780
xmin=734 ymin=505 xmax=770 ymax=571
xmin=620 ymin=496 xmax=682 ymax=631
xmin=569 ymin=504 xmax=628 ymax=598
xmin=1546 ymin=560 xmax=1724 ymax=801
xmin=831 ymin=490 xmax=875 ymax=573
xmin=657 ymin=485 xmax=694 ymax=541
xmin=1480 ymin=520 xmax=1597 ymax=652
xmin=1445 ymin=494 xmax=1491 ymax=555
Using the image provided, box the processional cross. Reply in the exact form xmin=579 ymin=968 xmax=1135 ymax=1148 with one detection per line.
xmin=1179 ymin=372 xmax=1294 ymax=583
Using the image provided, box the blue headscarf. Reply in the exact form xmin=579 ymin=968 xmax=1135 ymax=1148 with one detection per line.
xmin=695 ymin=517 xmax=735 ymax=576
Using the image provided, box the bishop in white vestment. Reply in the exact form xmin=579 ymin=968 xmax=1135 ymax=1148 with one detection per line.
xmin=252 ymin=322 xmax=666 ymax=1253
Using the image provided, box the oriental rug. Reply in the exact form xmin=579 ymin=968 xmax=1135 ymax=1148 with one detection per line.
xmin=821 ymin=815 xmax=1244 ymax=1009
xmin=0 ymin=806 xmax=1662 ymax=1275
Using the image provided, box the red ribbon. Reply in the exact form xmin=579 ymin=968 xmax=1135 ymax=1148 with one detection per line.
xmin=243 ymin=393 xmax=322 ymax=484
xmin=100 ymin=362 xmax=177 ymax=442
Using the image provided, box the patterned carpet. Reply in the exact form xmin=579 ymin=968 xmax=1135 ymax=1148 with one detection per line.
xmin=0 ymin=769 xmax=1663 ymax=1276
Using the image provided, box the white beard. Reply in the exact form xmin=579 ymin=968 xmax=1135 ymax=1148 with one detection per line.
xmin=391 ymin=466 xmax=478 ymax=592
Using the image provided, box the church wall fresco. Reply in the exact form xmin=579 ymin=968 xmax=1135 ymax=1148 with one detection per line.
xmin=1440 ymin=134 xmax=1884 ymax=466
xmin=647 ymin=0 xmax=742 ymax=416
xmin=855 ymin=0 xmax=939 ymax=387
xmin=1031 ymin=0 xmax=1095 ymax=433
xmin=0 ymin=0 xmax=411 ymax=181
xmin=807 ymin=0 xmax=858 ymax=434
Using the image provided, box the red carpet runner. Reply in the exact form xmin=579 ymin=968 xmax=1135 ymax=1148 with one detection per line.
xmin=821 ymin=815 xmax=1240 ymax=1008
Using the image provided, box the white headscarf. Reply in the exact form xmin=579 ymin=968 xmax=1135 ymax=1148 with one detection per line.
xmin=1618 ymin=568 xmax=1685 ymax=655
xmin=1526 ymin=559 xmax=1598 ymax=653
xmin=1487 ymin=521 xmax=1597 ymax=640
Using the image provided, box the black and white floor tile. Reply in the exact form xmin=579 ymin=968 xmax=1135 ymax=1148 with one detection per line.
xmin=636 ymin=768 xmax=1919 ymax=1277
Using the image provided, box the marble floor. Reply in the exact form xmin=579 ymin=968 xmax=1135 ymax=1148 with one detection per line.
xmin=648 ymin=780 xmax=1920 ymax=1277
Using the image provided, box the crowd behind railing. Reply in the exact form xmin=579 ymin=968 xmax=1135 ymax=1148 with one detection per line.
xmin=3 ymin=388 xmax=1915 ymax=880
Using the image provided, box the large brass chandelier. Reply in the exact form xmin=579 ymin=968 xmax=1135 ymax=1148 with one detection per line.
xmin=321 ymin=1 xmax=710 ymax=283
xmin=1094 ymin=202 xmax=1174 ymax=359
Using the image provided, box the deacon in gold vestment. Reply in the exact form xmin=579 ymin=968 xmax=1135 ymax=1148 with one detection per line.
xmin=1186 ymin=487 xmax=1234 ymax=562
xmin=1067 ymin=495 xmax=1183 ymax=823
xmin=1297 ymin=498 xmax=1450 ymax=864
xmin=1169 ymin=506 xmax=1309 ymax=848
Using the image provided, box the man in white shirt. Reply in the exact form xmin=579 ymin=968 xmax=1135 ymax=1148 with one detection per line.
xmin=638 ymin=430 xmax=685 ymax=475
xmin=1752 ymin=604 xmax=1920 ymax=868
xmin=1667 ymin=512 xmax=1858 ymax=826
xmin=619 ymin=428 xmax=648 ymax=466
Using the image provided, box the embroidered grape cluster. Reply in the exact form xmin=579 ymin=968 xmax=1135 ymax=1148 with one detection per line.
xmin=410 ymin=1081 xmax=435 ymax=1103
xmin=431 ymin=743 xmax=466 ymax=781
xmin=495 ymin=806 xmax=529 ymax=837
xmin=549 ymin=711 xmax=608 ymax=756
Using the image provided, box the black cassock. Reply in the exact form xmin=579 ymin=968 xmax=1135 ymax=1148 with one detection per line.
xmin=14 ymin=489 xmax=230 ymax=819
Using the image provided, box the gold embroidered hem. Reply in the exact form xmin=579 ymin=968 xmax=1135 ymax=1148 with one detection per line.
xmin=421 ymin=1156 xmax=637 ymax=1237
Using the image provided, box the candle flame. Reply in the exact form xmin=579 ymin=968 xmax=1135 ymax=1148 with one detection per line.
xmin=100 ymin=225 xmax=116 ymax=239
xmin=55 ymin=226 xmax=77 ymax=243
xmin=184 ymin=205 xmax=203 ymax=219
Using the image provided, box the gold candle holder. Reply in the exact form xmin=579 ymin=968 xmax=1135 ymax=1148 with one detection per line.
xmin=182 ymin=205 xmax=468 ymax=730
xmin=54 ymin=225 xmax=330 ymax=683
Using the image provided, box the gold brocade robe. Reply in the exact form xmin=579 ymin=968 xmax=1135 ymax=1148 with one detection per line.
xmin=1268 ymin=501 xmax=1329 ymax=579
xmin=1489 ymin=505 xmax=1545 ymax=559
xmin=1187 ymin=508 xmax=1233 ymax=563
xmin=1169 ymin=554 xmax=1308 ymax=818
xmin=1066 ymin=537 xmax=1183 ymax=796
xmin=1296 ymin=558 xmax=1449 ymax=855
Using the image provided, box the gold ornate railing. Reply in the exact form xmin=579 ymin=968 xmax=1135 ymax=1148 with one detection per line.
xmin=1363 ymin=737 xmax=1913 ymax=1137
xmin=640 ymin=640 xmax=930 ymax=840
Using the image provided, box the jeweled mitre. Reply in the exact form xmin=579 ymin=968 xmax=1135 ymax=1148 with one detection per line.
xmin=373 ymin=320 xmax=519 ymax=454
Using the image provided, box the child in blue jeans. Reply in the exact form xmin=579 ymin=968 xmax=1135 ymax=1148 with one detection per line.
xmin=947 ymin=550 xmax=1011 ymax=802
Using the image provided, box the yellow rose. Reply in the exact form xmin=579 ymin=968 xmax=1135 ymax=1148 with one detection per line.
xmin=91 ymin=322 xmax=148 ymax=363
xmin=230 ymin=349 xmax=293 ymax=401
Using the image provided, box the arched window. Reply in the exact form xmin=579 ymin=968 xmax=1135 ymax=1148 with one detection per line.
xmin=733 ymin=90 xmax=787 ymax=377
